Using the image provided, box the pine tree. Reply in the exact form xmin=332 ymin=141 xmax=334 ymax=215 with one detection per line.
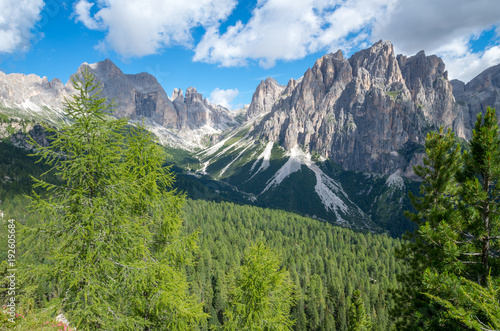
xmin=393 ymin=107 xmax=500 ymax=329
xmin=222 ymin=241 xmax=296 ymax=330
xmin=457 ymin=107 xmax=500 ymax=284
xmin=391 ymin=126 xmax=465 ymax=329
xmin=24 ymin=69 xmax=205 ymax=330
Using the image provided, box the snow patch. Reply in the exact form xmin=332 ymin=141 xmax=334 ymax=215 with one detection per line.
xmin=19 ymin=100 xmax=42 ymax=112
xmin=260 ymin=145 xmax=359 ymax=224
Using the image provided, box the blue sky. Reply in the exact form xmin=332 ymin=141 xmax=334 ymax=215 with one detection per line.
xmin=1 ymin=0 xmax=499 ymax=109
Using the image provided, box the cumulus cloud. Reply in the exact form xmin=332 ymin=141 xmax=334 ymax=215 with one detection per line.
xmin=193 ymin=0 xmax=398 ymax=67
xmin=435 ymin=38 xmax=500 ymax=82
xmin=209 ymin=88 xmax=239 ymax=109
xmin=74 ymin=0 xmax=101 ymax=30
xmin=73 ymin=0 xmax=237 ymax=57
xmin=72 ymin=0 xmax=499 ymax=82
xmin=193 ymin=0 xmax=499 ymax=82
xmin=371 ymin=0 xmax=500 ymax=82
xmin=372 ymin=0 xmax=500 ymax=55
xmin=0 ymin=0 xmax=44 ymax=53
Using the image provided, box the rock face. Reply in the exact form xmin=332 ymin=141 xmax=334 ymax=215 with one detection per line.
xmin=10 ymin=124 xmax=51 ymax=150
xmin=451 ymin=63 xmax=500 ymax=132
xmin=246 ymin=78 xmax=285 ymax=119
xmin=79 ymin=59 xmax=236 ymax=131
xmin=0 ymin=59 xmax=236 ymax=141
xmin=250 ymin=40 xmax=465 ymax=177
xmin=170 ymin=87 xmax=236 ymax=131
xmin=0 ymin=71 xmax=72 ymax=110
xmin=78 ymin=59 xmax=176 ymax=126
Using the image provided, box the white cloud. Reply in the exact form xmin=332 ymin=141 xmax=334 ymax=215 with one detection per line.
xmin=371 ymin=0 xmax=500 ymax=82
xmin=193 ymin=0 xmax=398 ymax=67
xmin=435 ymin=37 xmax=500 ymax=82
xmin=72 ymin=0 xmax=500 ymax=82
xmin=0 ymin=0 xmax=44 ymax=53
xmin=73 ymin=0 xmax=237 ymax=57
xmin=193 ymin=0 xmax=500 ymax=83
xmin=74 ymin=0 xmax=101 ymax=30
xmin=209 ymin=88 xmax=239 ymax=109
xmin=372 ymin=0 xmax=500 ymax=56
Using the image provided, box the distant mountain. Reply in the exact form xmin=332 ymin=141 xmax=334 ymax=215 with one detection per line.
xmin=2 ymin=41 xmax=500 ymax=235
xmin=0 ymin=59 xmax=239 ymax=150
xmin=192 ymin=41 xmax=499 ymax=234
xmin=245 ymin=77 xmax=285 ymax=120
xmin=451 ymin=63 xmax=500 ymax=132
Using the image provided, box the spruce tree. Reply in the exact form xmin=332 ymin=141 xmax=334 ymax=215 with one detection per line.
xmin=24 ymin=69 xmax=205 ymax=330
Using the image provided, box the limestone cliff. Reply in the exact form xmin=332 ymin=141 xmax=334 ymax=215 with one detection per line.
xmin=250 ymin=41 xmax=464 ymax=178
xmin=451 ymin=63 xmax=500 ymax=132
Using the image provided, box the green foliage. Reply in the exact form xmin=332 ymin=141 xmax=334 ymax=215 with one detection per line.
xmin=457 ymin=107 xmax=500 ymax=283
xmin=394 ymin=107 xmax=500 ymax=330
xmin=23 ymin=69 xmax=205 ymax=330
xmin=0 ymin=141 xmax=57 ymax=203
xmin=424 ymin=271 xmax=500 ymax=331
xmin=348 ymin=290 xmax=372 ymax=331
xmin=386 ymin=90 xmax=401 ymax=101
xmin=223 ymin=242 xmax=296 ymax=330
xmin=162 ymin=145 xmax=201 ymax=170
xmin=183 ymin=199 xmax=402 ymax=331
xmin=392 ymin=126 xmax=465 ymax=330
xmin=0 ymin=112 xmax=10 ymax=123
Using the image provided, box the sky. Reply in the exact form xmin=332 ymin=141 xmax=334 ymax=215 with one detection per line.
xmin=0 ymin=0 xmax=499 ymax=110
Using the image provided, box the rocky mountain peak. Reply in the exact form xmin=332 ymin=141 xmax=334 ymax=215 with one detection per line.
xmin=245 ymin=77 xmax=285 ymax=119
xmin=452 ymin=63 xmax=500 ymax=132
xmin=171 ymin=88 xmax=184 ymax=102
xmin=250 ymin=40 xmax=465 ymax=178
xmin=284 ymin=78 xmax=298 ymax=96
xmin=85 ymin=58 xmax=123 ymax=79
xmin=465 ymin=63 xmax=500 ymax=92
xmin=0 ymin=70 xmax=72 ymax=111
xmin=348 ymin=40 xmax=402 ymax=85
xmin=185 ymin=87 xmax=203 ymax=107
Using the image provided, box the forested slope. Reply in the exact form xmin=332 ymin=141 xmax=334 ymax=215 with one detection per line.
xmin=0 ymin=135 xmax=403 ymax=330
xmin=183 ymin=199 xmax=402 ymax=330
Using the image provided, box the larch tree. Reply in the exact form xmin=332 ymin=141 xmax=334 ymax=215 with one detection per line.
xmin=348 ymin=290 xmax=372 ymax=331
xmin=222 ymin=241 xmax=296 ymax=331
xmin=24 ymin=69 xmax=205 ymax=330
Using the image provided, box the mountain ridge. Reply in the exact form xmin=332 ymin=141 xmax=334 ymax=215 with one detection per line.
xmin=2 ymin=40 xmax=500 ymax=235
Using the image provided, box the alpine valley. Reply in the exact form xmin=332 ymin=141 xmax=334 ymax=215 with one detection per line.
xmin=2 ymin=40 xmax=500 ymax=237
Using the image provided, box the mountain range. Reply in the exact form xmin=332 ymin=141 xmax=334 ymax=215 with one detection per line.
xmin=1 ymin=40 xmax=499 ymax=236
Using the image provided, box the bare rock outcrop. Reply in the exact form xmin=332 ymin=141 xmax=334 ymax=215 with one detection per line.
xmin=245 ymin=78 xmax=285 ymax=119
xmin=251 ymin=40 xmax=464 ymax=178
xmin=451 ymin=63 xmax=500 ymax=133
